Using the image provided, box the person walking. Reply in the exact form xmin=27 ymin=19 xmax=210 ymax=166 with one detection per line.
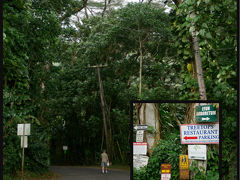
xmin=101 ymin=150 xmax=109 ymax=174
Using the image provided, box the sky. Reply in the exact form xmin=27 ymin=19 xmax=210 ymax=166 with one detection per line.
xmin=70 ymin=0 xmax=171 ymax=26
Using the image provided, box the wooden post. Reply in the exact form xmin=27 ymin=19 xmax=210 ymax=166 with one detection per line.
xmin=88 ymin=64 xmax=110 ymax=156
xmin=21 ymin=124 xmax=25 ymax=180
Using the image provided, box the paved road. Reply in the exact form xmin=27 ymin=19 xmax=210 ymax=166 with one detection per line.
xmin=50 ymin=166 xmax=130 ymax=180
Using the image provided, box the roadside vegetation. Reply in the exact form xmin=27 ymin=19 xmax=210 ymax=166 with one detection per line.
xmin=3 ymin=0 xmax=237 ymax=179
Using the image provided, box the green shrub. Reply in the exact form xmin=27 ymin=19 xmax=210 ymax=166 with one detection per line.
xmin=133 ymin=167 xmax=147 ymax=180
xmin=133 ymin=132 xmax=183 ymax=179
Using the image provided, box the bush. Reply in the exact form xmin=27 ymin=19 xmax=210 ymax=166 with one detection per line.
xmin=134 ymin=132 xmax=183 ymax=179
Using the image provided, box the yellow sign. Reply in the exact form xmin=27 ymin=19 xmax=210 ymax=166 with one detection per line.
xmin=162 ymin=170 xmax=170 ymax=173
xmin=161 ymin=163 xmax=171 ymax=174
xmin=179 ymin=155 xmax=189 ymax=169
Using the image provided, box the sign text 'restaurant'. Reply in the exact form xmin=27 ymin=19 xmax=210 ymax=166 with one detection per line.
xmin=180 ymin=123 xmax=219 ymax=144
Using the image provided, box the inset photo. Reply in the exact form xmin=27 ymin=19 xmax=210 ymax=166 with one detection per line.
xmin=131 ymin=101 xmax=221 ymax=180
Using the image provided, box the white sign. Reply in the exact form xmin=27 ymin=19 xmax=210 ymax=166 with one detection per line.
xmin=180 ymin=123 xmax=219 ymax=144
xmin=133 ymin=142 xmax=147 ymax=155
xmin=133 ymin=155 xmax=149 ymax=170
xmin=18 ymin=124 xmax=31 ymax=136
xmin=21 ymin=136 xmax=28 ymax=148
xmin=63 ymin=146 xmax=68 ymax=150
xmin=161 ymin=174 xmax=171 ymax=180
xmin=188 ymin=145 xmax=207 ymax=160
xmin=134 ymin=125 xmax=148 ymax=131
xmin=136 ymin=130 xmax=144 ymax=142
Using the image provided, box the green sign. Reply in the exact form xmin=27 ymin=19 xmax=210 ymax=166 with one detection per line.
xmin=195 ymin=105 xmax=217 ymax=122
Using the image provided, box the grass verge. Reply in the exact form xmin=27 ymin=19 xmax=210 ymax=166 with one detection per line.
xmin=4 ymin=171 xmax=58 ymax=180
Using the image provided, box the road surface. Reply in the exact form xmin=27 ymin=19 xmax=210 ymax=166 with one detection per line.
xmin=50 ymin=166 xmax=130 ymax=180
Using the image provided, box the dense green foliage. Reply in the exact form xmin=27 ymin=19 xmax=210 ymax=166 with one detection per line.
xmin=3 ymin=0 xmax=237 ymax=179
xmin=47 ymin=3 xmax=173 ymax=165
xmin=134 ymin=146 xmax=219 ymax=180
xmin=133 ymin=133 xmax=183 ymax=180
xmin=3 ymin=0 xmax=56 ymax=174
xmin=3 ymin=0 xmax=84 ymax=174
xmin=170 ymin=0 xmax=237 ymax=178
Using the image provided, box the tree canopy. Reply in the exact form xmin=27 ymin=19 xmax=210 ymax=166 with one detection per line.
xmin=3 ymin=0 xmax=237 ymax=179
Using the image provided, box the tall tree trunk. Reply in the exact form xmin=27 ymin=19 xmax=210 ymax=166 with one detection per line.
xmin=188 ymin=10 xmax=208 ymax=176
xmin=172 ymin=0 xmax=208 ymax=177
xmin=138 ymin=103 xmax=161 ymax=156
xmin=101 ymin=125 xmax=104 ymax=150
xmin=190 ymin=12 xmax=207 ymax=100
xmin=4 ymin=76 xmax=7 ymax=88
xmin=139 ymin=36 xmax=143 ymax=96
xmin=107 ymin=102 xmax=114 ymax=161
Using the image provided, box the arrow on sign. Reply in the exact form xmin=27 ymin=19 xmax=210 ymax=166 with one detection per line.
xmin=202 ymin=117 xmax=210 ymax=121
xmin=184 ymin=136 xmax=198 ymax=140
xmin=134 ymin=125 xmax=148 ymax=130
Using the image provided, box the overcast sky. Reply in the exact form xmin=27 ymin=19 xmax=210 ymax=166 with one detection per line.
xmin=70 ymin=0 xmax=171 ymax=26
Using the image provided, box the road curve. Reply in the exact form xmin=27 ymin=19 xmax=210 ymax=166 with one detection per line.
xmin=50 ymin=166 xmax=130 ymax=180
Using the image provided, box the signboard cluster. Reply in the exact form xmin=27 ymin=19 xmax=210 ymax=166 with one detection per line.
xmin=133 ymin=104 xmax=219 ymax=179
xmin=133 ymin=124 xmax=149 ymax=170
xmin=181 ymin=104 xmax=219 ymax=145
xmin=133 ymin=124 xmax=148 ymax=154
xmin=178 ymin=104 xmax=219 ymax=179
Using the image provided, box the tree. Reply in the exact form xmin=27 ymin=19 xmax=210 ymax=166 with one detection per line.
xmin=170 ymin=0 xmax=237 ymax=178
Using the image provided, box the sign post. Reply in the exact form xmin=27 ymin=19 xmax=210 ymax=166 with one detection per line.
xmin=188 ymin=145 xmax=207 ymax=160
xmin=180 ymin=123 xmax=219 ymax=144
xmin=18 ymin=124 xmax=31 ymax=136
xmin=133 ymin=155 xmax=149 ymax=170
xmin=179 ymin=155 xmax=189 ymax=179
xmin=195 ymin=105 xmax=217 ymax=122
xmin=22 ymin=124 xmax=25 ymax=180
xmin=18 ymin=123 xmax=31 ymax=180
xmin=133 ymin=142 xmax=147 ymax=155
xmin=134 ymin=124 xmax=148 ymax=131
xmin=179 ymin=103 xmax=219 ymax=178
xmin=133 ymin=124 xmax=149 ymax=170
xmin=136 ymin=130 xmax=144 ymax=142
xmin=161 ymin=164 xmax=171 ymax=180
xmin=21 ymin=136 xmax=28 ymax=148
xmin=63 ymin=145 xmax=68 ymax=154
xmin=63 ymin=146 xmax=68 ymax=162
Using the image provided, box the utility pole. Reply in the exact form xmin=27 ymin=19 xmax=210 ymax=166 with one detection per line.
xmin=88 ymin=64 xmax=110 ymax=156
